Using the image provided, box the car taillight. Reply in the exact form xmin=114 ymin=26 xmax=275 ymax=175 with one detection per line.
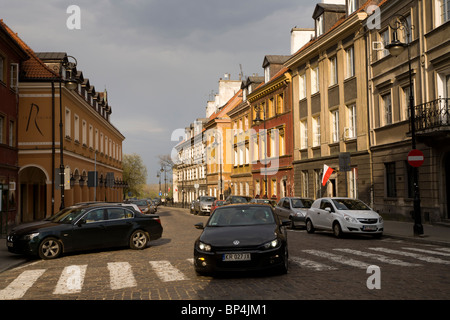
xmin=153 ymin=218 xmax=161 ymax=224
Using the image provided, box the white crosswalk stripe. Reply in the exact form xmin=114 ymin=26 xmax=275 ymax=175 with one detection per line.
xmin=303 ymin=250 xmax=369 ymax=269
xmin=107 ymin=262 xmax=137 ymax=290
xmin=369 ymin=247 xmax=450 ymax=265
xmin=0 ymin=269 xmax=46 ymax=300
xmin=53 ymin=265 xmax=87 ymax=295
xmin=149 ymin=260 xmax=188 ymax=282
xmin=333 ymin=248 xmax=422 ymax=267
xmin=290 ymin=256 xmax=337 ymax=271
xmin=402 ymin=247 xmax=450 ymax=257
xmin=1 ymin=246 xmax=449 ymax=299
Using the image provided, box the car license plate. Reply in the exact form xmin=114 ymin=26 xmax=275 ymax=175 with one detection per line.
xmin=223 ymin=253 xmax=251 ymax=261
xmin=362 ymin=225 xmax=377 ymax=231
xmin=7 ymin=242 xmax=13 ymax=248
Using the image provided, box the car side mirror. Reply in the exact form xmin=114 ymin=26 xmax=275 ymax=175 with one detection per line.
xmin=194 ymin=222 xmax=204 ymax=229
xmin=325 ymin=207 xmax=332 ymax=213
xmin=77 ymin=218 xmax=86 ymax=226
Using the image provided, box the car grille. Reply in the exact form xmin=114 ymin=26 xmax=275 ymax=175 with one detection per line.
xmin=357 ymin=218 xmax=378 ymax=224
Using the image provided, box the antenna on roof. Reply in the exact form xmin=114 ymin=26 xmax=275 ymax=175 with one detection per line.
xmin=239 ymin=64 xmax=244 ymax=81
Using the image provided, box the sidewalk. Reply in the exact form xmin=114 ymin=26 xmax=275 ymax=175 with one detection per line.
xmin=0 ymin=218 xmax=449 ymax=273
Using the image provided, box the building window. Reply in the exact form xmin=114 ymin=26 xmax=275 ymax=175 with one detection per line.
xmin=9 ymin=120 xmax=15 ymax=147
xmin=89 ymin=125 xmax=93 ymax=149
xmin=332 ymin=110 xmax=339 ymax=143
xmin=380 ymin=29 xmax=390 ymax=59
xmin=65 ymin=108 xmax=71 ymax=138
xmin=0 ymin=115 xmax=4 ymax=144
xmin=313 ymin=116 xmax=321 ymax=147
xmin=382 ymin=93 xmax=392 ymax=125
xmin=300 ymin=119 xmax=308 ymax=149
xmin=82 ymin=120 xmax=87 ymax=146
xmin=0 ymin=56 xmax=4 ymax=82
xmin=347 ymin=104 xmax=356 ymax=139
xmin=311 ymin=66 xmax=320 ymax=94
xmin=436 ymin=0 xmax=450 ymax=26
xmin=314 ymin=168 xmax=323 ymax=199
xmin=271 ymin=179 xmax=277 ymax=197
xmin=345 ymin=46 xmax=355 ymax=79
xmin=401 ymin=85 xmax=413 ymax=121
xmin=277 ymin=94 xmax=284 ymax=114
xmin=264 ymin=66 xmax=270 ymax=83
xmin=316 ymin=14 xmax=324 ymax=36
xmin=385 ymin=162 xmax=397 ymax=197
xmin=279 ymin=128 xmax=285 ymax=156
xmin=74 ymin=115 xmax=79 ymax=142
xmin=329 ymin=56 xmax=337 ymax=86
xmin=405 ymin=161 xmax=415 ymax=198
xmin=10 ymin=63 xmax=18 ymax=90
xmin=299 ymin=73 xmax=306 ymax=100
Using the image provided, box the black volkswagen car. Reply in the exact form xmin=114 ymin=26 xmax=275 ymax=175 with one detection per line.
xmin=193 ymin=204 xmax=290 ymax=275
xmin=6 ymin=203 xmax=163 ymax=259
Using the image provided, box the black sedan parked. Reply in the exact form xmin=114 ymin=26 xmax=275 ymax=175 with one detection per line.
xmin=6 ymin=203 xmax=163 ymax=259
xmin=193 ymin=204 xmax=290 ymax=275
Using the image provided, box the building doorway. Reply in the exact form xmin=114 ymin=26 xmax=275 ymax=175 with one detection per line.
xmin=19 ymin=166 xmax=47 ymax=223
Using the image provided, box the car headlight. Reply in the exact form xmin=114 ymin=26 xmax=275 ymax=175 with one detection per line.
xmin=198 ymin=241 xmax=211 ymax=252
xmin=343 ymin=215 xmax=358 ymax=223
xmin=379 ymin=216 xmax=383 ymax=223
xmin=23 ymin=233 xmax=39 ymax=241
xmin=263 ymin=239 xmax=279 ymax=249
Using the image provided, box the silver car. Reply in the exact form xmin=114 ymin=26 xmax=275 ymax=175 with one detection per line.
xmin=193 ymin=196 xmax=216 ymax=215
xmin=275 ymin=197 xmax=314 ymax=229
xmin=305 ymin=197 xmax=383 ymax=238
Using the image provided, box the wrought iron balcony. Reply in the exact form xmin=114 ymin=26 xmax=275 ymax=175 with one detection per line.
xmin=413 ymin=98 xmax=450 ymax=134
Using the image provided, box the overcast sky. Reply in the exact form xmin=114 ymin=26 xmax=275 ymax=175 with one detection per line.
xmin=1 ymin=0 xmax=314 ymax=184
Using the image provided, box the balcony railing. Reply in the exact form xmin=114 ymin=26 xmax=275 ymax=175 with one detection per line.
xmin=413 ymin=98 xmax=450 ymax=132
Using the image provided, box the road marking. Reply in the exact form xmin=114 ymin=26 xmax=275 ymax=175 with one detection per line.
xmin=334 ymin=248 xmax=421 ymax=267
xmin=290 ymin=256 xmax=338 ymax=271
xmin=53 ymin=265 xmax=87 ymax=295
xmin=107 ymin=262 xmax=137 ymax=290
xmin=149 ymin=261 xmax=188 ymax=282
xmin=369 ymin=248 xmax=450 ymax=265
xmin=303 ymin=250 xmax=369 ymax=269
xmin=0 ymin=269 xmax=46 ymax=300
xmin=435 ymin=248 xmax=450 ymax=253
xmin=402 ymin=247 xmax=450 ymax=257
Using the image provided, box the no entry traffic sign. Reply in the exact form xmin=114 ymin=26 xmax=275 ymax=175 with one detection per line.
xmin=408 ymin=149 xmax=424 ymax=167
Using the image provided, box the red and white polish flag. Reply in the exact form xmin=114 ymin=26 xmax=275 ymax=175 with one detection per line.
xmin=322 ymin=164 xmax=334 ymax=186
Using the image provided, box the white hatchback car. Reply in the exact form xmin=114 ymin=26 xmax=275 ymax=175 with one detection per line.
xmin=305 ymin=197 xmax=383 ymax=238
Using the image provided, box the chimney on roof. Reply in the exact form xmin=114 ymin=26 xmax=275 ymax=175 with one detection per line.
xmin=290 ymin=28 xmax=315 ymax=54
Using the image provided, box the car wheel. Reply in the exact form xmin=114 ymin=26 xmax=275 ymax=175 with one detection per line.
xmin=38 ymin=237 xmax=62 ymax=260
xmin=130 ymin=230 xmax=149 ymax=250
xmin=333 ymin=222 xmax=343 ymax=238
xmin=306 ymin=219 xmax=315 ymax=234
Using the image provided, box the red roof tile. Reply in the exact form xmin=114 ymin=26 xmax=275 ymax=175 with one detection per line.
xmin=0 ymin=19 xmax=59 ymax=80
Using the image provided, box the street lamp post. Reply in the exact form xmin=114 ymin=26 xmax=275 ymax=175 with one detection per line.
xmin=385 ymin=14 xmax=423 ymax=236
xmin=59 ymin=55 xmax=79 ymax=210
xmin=212 ymin=134 xmax=223 ymax=200
xmin=253 ymin=105 xmax=268 ymax=198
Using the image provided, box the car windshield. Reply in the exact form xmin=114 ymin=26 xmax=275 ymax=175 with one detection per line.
xmin=46 ymin=206 xmax=87 ymax=224
xmin=200 ymin=197 xmax=215 ymax=202
xmin=332 ymin=199 xmax=370 ymax=210
xmin=231 ymin=196 xmax=251 ymax=203
xmin=291 ymin=199 xmax=314 ymax=208
xmin=132 ymin=200 xmax=147 ymax=206
xmin=207 ymin=206 xmax=275 ymax=226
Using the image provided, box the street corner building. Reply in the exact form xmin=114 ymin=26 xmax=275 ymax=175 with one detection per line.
xmin=0 ymin=20 xmax=126 ymax=232
xmin=173 ymin=0 xmax=450 ymax=225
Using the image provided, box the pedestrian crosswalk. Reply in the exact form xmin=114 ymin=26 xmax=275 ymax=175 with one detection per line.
xmin=0 ymin=244 xmax=449 ymax=300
